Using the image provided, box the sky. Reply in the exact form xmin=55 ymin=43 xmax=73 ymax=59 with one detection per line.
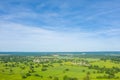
xmin=0 ymin=0 xmax=120 ymax=52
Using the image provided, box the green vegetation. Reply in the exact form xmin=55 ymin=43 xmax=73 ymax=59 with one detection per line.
xmin=0 ymin=54 xmax=120 ymax=80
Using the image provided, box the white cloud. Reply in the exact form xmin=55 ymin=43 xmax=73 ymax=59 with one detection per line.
xmin=85 ymin=8 xmax=120 ymax=21
xmin=0 ymin=21 xmax=120 ymax=51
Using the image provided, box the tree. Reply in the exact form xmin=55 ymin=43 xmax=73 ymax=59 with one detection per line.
xmin=63 ymin=75 xmax=69 ymax=80
xmin=83 ymin=75 xmax=90 ymax=80
xmin=48 ymin=76 xmax=52 ymax=79
xmin=26 ymin=73 xmax=31 ymax=76
xmin=41 ymin=67 xmax=47 ymax=71
xmin=22 ymin=75 xmax=27 ymax=79
xmin=82 ymin=70 xmax=85 ymax=72
xmin=53 ymin=77 xmax=59 ymax=80
xmin=65 ymin=68 xmax=69 ymax=71
xmin=34 ymin=74 xmax=40 ymax=77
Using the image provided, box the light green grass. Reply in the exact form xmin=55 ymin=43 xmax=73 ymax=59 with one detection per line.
xmin=0 ymin=58 xmax=120 ymax=80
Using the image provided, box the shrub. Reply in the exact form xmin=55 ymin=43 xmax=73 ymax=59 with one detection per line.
xmin=53 ymin=77 xmax=59 ymax=80
xmin=34 ymin=74 xmax=40 ymax=77
xmin=26 ymin=73 xmax=31 ymax=76
xmin=41 ymin=68 xmax=47 ymax=71
xmin=22 ymin=75 xmax=27 ymax=79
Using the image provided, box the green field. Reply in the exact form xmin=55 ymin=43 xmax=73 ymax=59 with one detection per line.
xmin=0 ymin=55 xmax=120 ymax=80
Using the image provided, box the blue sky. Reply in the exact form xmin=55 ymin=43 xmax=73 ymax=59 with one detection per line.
xmin=0 ymin=0 xmax=120 ymax=52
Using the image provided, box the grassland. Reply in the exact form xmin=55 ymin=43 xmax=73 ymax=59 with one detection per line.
xmin=0 ymin=54 xmax=120 ymax=80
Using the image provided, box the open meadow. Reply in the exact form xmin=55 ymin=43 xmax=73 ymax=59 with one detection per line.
xmin=0 ymin=53 xmax=120 ymax=80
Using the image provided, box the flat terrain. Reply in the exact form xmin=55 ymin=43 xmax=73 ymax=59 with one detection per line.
xmin=0 ymin=55 xmax=120 ymax=80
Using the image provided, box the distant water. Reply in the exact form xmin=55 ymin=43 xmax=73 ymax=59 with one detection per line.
xmin=0 ymin=52 xmax=120 ymax=56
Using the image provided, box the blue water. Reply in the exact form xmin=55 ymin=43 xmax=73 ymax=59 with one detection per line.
xmin=0 ymin=51 xmax=120 ymax=56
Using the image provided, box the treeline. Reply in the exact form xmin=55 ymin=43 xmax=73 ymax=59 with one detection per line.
xmin=88 ymin=65 xmax=120 ymax=79
xmin=0 ymin=56 xmax=33 ymax=62
xmin=100 ymin=56 xmax=120 ymax=63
